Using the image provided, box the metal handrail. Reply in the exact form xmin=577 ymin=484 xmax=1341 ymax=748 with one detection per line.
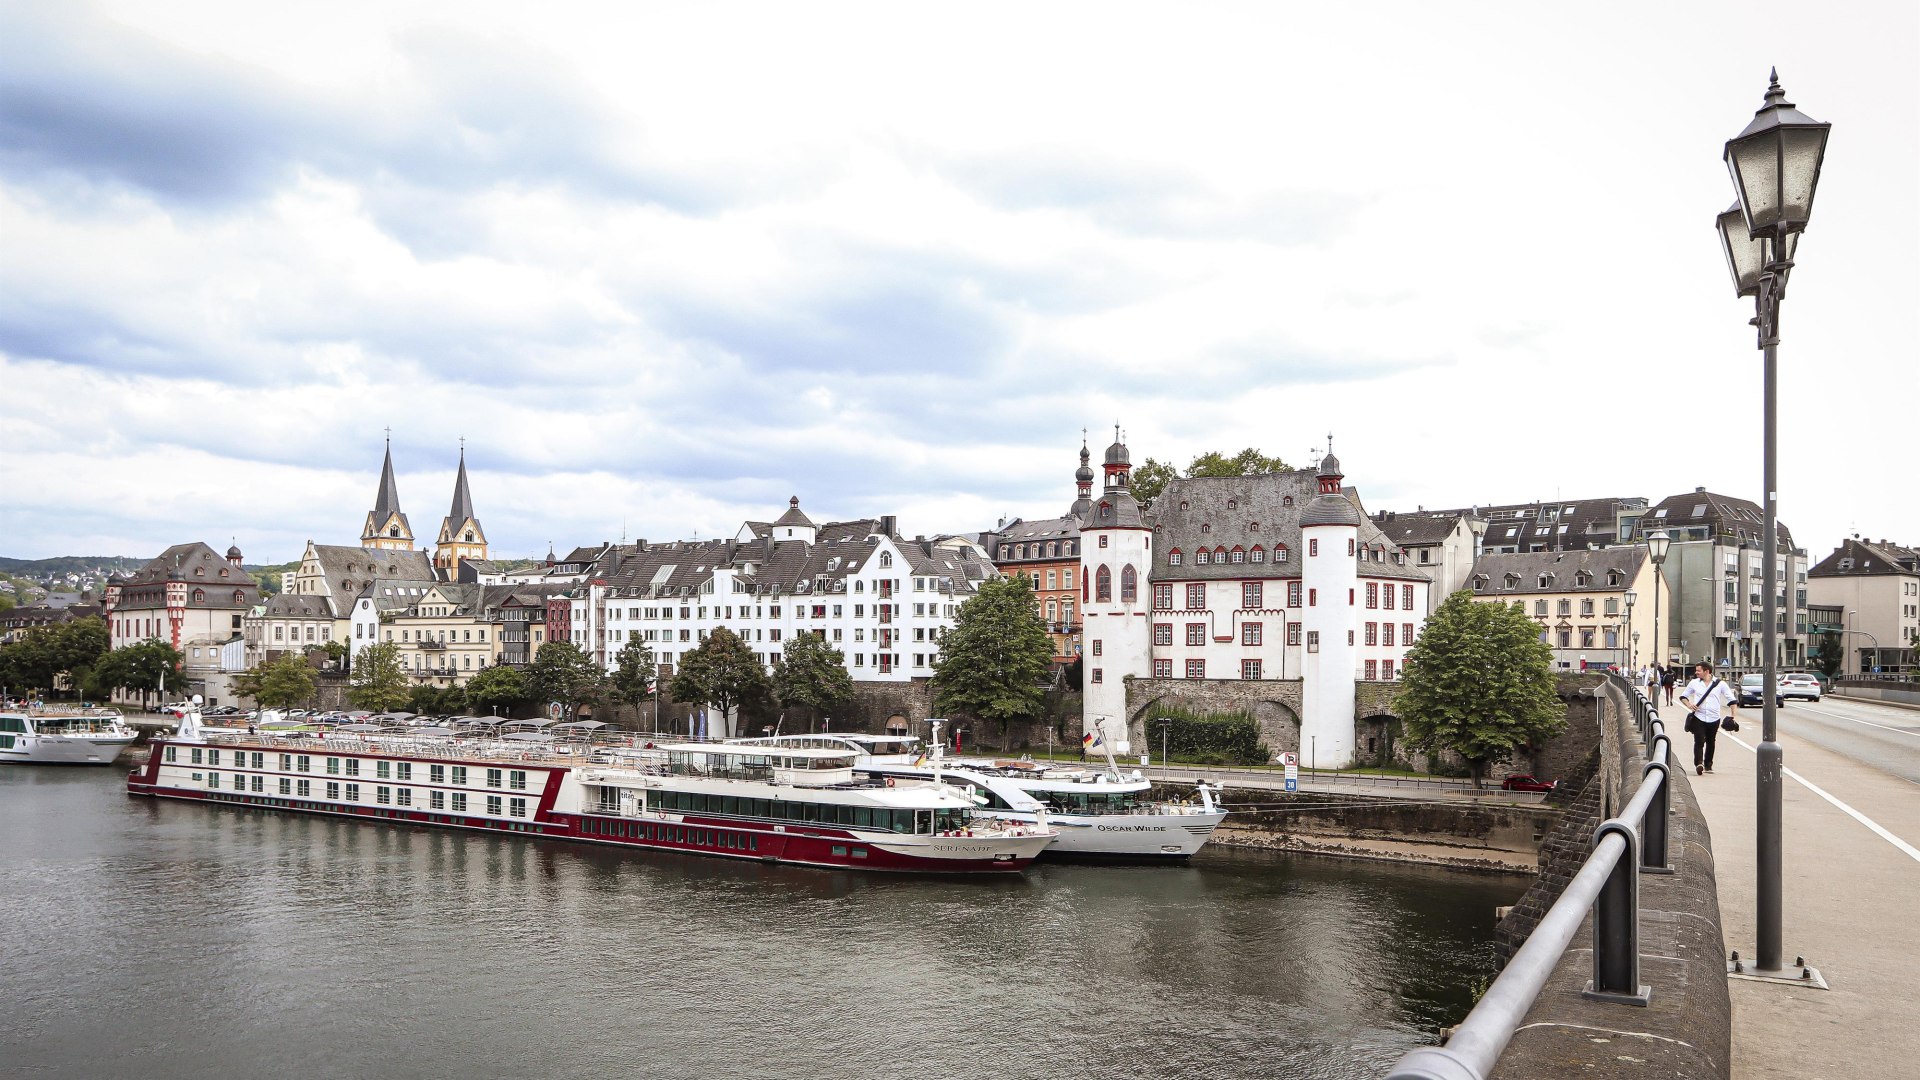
xmin=1384 ymin=673 xmax=1671 ymax=1080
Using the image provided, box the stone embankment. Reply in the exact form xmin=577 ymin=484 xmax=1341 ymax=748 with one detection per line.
xmin=1181 ymin=784 xmax=1554 ymax=874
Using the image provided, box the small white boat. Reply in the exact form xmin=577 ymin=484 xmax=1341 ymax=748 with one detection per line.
xmin=0 ymin=709 xmax=138 ymax=765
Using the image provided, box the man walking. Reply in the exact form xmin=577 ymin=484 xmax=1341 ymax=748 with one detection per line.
xmin=1679 ymin=661 xmax=1738 ymax=775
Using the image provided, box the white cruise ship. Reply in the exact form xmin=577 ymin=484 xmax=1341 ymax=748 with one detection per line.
xmin=1 ymin=709 xmax=138 ymax=765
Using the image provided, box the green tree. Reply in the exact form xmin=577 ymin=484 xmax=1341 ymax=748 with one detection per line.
xmin=670 ymin=627 xmax=773 ymax=738
xmin=771 ymin=632 xmax=855 ymax=729
xmin=408 ymin=684 xmax=468 ymax=715
xmin=235 ymin=653 xmax=317 ymax=710
xmin=1396 ymin=590 xmax=1566 ymax=787
xmin=76 ymin=638 xmax=184 ymax=707
xmin=1129 ymin=448 xmax=1291 ymax=506
xmin=0 ymin=617 xmax=110 ymax=698
xmin=1813 ymin=629 xmax=1845 ymax=684
xmin=465 ymin=664 xmax=529 ymax=716
xmin=932 ymin=574 xmax=1056 ymax=747
xmin=348 ymin=641 xmax=411 ymax=713
xmin=609 ymin=638 xmax=659 ymax=716
xmin=527 ymin=641 xmax=606 ymax=720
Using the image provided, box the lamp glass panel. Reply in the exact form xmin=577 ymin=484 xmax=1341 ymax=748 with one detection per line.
xmin=1728 ymin=135 xmax=1781 ymax=232
xmin=1779 ymin=127 xmax=1827 ymax=224
xmin=1718 ymin=206 xmax=1764 ymax=296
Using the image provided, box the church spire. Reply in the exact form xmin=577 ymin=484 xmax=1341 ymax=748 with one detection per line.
xmin=362 ymin=430 xmax=415 ymax=550
xmin=434 ymin=441 xmax=488 ymax=576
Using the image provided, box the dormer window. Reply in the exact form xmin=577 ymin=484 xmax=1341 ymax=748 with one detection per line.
xmin=1226 ymin=499 xmax=1237 ymax=510
xmin=1282 ymin=496 xmax=1294 ymax=507
xmin=1536 ymin=573 xmax=1552 ymax=588
xmin=1179 ymin=501 xmax=1190 ymax=511
xmin=1605 ymin=570 xmax=1623 ymax=586
xmin=1275 ymin=544 xmax=1289 ymax=563
xmin=1839 ymin=558 xmax=1854 ymax=570
xmin=1249 ymin=546 xmax=1265 ymax=563
xmin=1507 ymin=573 xmax=1524 ymax=589
xmin=1169 ymin=549 xmax=1183 ymax=566
xmin=1196 ymin=550 xmax=1210 ymax=565
xmin=1575 ymin=570 xmax=1593 ymax=586
xmin=1201 ymin=523 xmax=1211 ymax=534
xmin=1473 ymin=575 xmax=1489 ymax=590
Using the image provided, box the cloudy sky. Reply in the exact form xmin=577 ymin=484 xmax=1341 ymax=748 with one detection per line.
xmin=2 ymin=2 xmax=1913 ymax=565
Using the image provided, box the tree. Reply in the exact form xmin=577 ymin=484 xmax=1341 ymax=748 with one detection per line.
xmin=465 ymin=664 xmax=529 ymax=716
xmin=771 ymin=632 xmax=855 ymax=729
xmin=609 ymin=638 xmax=659 ymax=715
xmin=234 ymin=653 xmax=317 ymax=710
xmin=932 ymin=574 xmax=1056 ymax=747
xmin=0 ymin=617 xmax=109 ymax=698
xmin=1130 ymin=447 xmax=1292 ymax=506
xmin=79 ymin=638 xmax=184 ymax=707
xmin=527 ymin=641 xmax=606 ymax=720
xmin=1813 ymin=629 xmax=1845 ymax=684
xmin=1396 ymin=590 xmax=1566 ymax=787
xmin=349 ymin=641 xmax=411 ymax=713
xmin=409 ymin=684 xmax=468 ymax=715
xmin=670 ymin=627 xmax=773 ymax=739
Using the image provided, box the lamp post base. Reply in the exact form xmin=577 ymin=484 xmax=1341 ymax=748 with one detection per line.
xmin=1727 ymin=951 xmax=1829 ymax=990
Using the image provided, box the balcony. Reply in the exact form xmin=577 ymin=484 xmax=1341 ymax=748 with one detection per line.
xmin=418 ymin=639 xmax=446 ymax=651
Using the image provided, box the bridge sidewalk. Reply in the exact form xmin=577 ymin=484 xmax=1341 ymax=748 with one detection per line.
xmin=1654 ymin=698 xmax=1920 ymax=1079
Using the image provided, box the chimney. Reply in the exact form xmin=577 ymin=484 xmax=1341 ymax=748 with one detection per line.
xmin=1695 ymin=486 xmax=1706 ymax=493
xmin=880 ymin=515 xmax=897 ymax=537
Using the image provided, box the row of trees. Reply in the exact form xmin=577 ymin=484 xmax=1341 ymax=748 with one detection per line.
xmin=0 ymin=616 xmax=200 ymax=707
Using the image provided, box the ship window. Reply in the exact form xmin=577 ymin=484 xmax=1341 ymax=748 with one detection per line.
xmin=486 ymin=768 xmax=503 ymax=788
xmin=451 ymin=793 xmax=467 ymax=812
xmin=510 ymin=770 xmax=527 ymax=790
xmin=450 ymin=766 xmax=467 ymax=786
xmin=345 ymin=759 xmax=359 ymax=777
xmin=486 ymin=795 xmax=503 ymax=816
xmin=851 ymin=847 xmax=867 ymax=858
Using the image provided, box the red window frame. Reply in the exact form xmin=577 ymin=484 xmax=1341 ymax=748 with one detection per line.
xmin=1242 ymin=622 xmax=1262 ymax=646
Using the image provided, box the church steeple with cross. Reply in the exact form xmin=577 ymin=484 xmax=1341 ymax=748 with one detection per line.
xmin=361 ymin=429 xmax=416 ymax=550
xmin=434 ymin=438 xmax=489 ymax=574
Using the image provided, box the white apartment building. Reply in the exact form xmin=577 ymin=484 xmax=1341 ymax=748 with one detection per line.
xmin=564 ymin=500 xmax=998 ymax=684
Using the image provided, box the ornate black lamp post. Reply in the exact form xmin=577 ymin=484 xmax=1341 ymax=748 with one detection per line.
xmin=1717 ymin=68 xmax=1829 ymax=979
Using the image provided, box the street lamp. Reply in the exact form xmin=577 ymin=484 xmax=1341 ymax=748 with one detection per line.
xmin=1647 ymin=531 xmax=1671 ymax=674
xmin=1718 ymin=68 xmax=1828 ymax=979
xmin=1624 ymin=588 xmax=1638 ymax=669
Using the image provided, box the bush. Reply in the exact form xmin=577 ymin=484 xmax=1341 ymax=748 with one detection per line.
xmin=1140 ymin=705 xmax=1269 ymax=766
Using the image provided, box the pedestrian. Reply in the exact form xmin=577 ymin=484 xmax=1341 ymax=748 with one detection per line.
xmin=1661 ymin=666 xmax=1677 ymax=705
xmin=1678 ymin=661 xmax=1738 ymax=775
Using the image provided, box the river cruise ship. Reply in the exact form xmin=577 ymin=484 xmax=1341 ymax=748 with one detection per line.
xmin=733 ymin=733 xmax=1227 ymax=859
xmin=1 ymin=709 xmax=137 ymax=765
xmin=127 ymin=714 xmax=1055 ymax=874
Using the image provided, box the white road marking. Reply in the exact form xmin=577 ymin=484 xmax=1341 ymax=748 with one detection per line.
xmin=1792 ymin=701 xmax=1920 ymax=738
xmin=1725 ymin=734 xmax=1920 ymax=865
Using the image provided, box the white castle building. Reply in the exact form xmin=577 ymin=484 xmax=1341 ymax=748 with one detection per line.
xmin=1080 ymin=436 xmax=1431 ymax=768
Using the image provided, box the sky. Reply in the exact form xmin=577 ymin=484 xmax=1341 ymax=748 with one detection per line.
xmin=2 ymin=1 xmax=1914 ymax=565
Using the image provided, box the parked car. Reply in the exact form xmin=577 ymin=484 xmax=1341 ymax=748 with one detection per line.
xmin=1737 ymin=673 xmax=1786 ymax=708
xmin=1780 ymin=673 xmax=1823 ymax=701
xmin=1501 ymin=774 xmax=1557 ymax=793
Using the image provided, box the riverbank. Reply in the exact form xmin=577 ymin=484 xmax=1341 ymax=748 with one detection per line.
xmin=1161 ymin=782 xmax=1557 ymax=875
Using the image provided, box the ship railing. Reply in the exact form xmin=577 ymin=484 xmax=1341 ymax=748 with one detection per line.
xmin=1383 ymin=672 xmax=1674 ymax=1080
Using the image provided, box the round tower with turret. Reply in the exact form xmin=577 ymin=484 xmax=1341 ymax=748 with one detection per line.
xmin=1079 ymin=429 xmax=1151 ymax=750
xmin=1299 ymin=452 xmax=1359 ymax=768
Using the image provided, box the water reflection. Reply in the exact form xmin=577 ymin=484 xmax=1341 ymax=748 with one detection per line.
xmin=0 ymin=767 xmax=1519 ymax=1080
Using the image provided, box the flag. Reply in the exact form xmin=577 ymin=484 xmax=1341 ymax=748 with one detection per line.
xmin=1083 ymin=732 xmax=1103 ymax=749
xmin=914 ymin=753 xmax=928 ymax=767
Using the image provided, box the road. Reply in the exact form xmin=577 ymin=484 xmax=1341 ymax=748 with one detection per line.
xmin=1772 ymin=692 xmax=1920 ymax=785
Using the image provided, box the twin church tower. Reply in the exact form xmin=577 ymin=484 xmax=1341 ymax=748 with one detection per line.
xmin=361 ymin=438 xmax=489 ymax=575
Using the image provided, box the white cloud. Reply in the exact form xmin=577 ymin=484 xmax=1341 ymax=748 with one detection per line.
xmin=0 ymin=1 xmax=1914 ymax=564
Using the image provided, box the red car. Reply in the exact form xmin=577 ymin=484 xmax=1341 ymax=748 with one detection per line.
xmin=1501 ymin=774 xmax=1557 ymax=792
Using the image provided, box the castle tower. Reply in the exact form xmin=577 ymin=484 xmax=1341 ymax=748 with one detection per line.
xmin=1299 ymin=450 xmax=1360 ymax=768
xmin=1080 ymin=427 xmax=1151 ymax=749
xmin=434 ymin=446 xmax=489 ymax=574
xmin=361 ymin=436 xmax=415 ymax=550
xmin=1069 ymin=435 xmax=1095 ymax=520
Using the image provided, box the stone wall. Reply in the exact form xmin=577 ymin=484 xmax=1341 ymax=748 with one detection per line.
xmin=1198 ymin=784 xmax=1555 ymax=873
xmin=1122 ymin=676 xmax=1303 ymax=754
xmin=1488 ymin=677 xmax=1731 ymax=1080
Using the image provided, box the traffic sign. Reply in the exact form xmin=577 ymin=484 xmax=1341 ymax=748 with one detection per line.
xmin=1281 ymin=750 xmax=1299 ymax=792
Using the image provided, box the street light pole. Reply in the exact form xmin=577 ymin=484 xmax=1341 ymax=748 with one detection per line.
xmin=1718 ymin=69 xmax=1829 ymax=978
xmin=1647 ymin=532 xmax=1671 ymax=676
xmin=1624 ymin=589 xmax=1638 ymax=670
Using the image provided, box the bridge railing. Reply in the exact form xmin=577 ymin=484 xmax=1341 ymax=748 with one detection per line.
xmin=1384 ymin=672 xmax=1671 ymax=1080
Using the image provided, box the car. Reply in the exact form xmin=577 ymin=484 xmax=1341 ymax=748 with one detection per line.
xmin=1780 ymin=673 xmax=1823 ymax=701
xmin=1737 ymin=673 xmax=1786 ymax=708
xmin=1501 ymin=774 xmax=1557 ymax=792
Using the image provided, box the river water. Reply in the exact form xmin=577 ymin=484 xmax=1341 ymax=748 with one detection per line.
xmin=1 ymin=762 xmax=1521 ymax=1080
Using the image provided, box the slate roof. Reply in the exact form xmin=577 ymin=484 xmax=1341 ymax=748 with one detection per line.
xmin=447 ymin=450 xmax=478 ymax=527
xmin=307 ymin=545 xmax=436 ymax=600
xmin=1370 ymin=509 xmax=1477 ymax=548
xmin=1150 ymin=471 xmax=1430 ymax=583
xmin=1466 ymin=548 xmax=1649 ymax=596
xmin=1459 ymin=496 xmax=1644 ymax=552
xmin=116 ymin=543 xmax=264 ymax=610
xmin=1808 ymin=538 xmax=1920 ymax=578
xmin=991 ymin=514 xmax=1082 ymax=565
xmin=262 ymin=593 xmax=338 ymax=620
xmin=1643 ymin=488 xmax=1793 ymax=548
xmin=586 ymin=520 xmax=990 ymax=602
xmin=359 ymin=578 xmax=441 ymax=614
xmin=773 ymin=497 xmax=815 ymax=528
xmin=368 ymin=442 xmax=411 ymax=537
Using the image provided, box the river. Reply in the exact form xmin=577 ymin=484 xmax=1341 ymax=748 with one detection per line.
xmin=0 ymin=762 xmax=1522 ymax=1080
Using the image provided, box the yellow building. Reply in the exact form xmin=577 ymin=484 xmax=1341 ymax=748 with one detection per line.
xmin=385 ymin=582 xmax=497 ymax=688
xmin=1468 ymin=547 xmax=1670 ymax=673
